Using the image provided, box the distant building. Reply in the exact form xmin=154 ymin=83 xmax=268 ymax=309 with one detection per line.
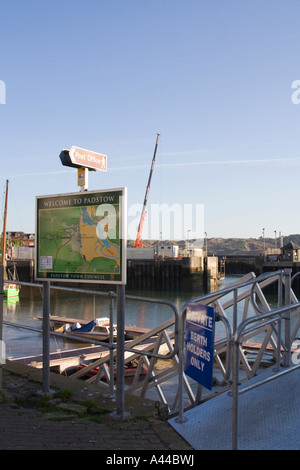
xmin=7 ymin=232 xmax=35 ymax=247
xmin=127 ymin=247 xmax=155 ymax=260
xmin=264 ymin=241 xmax=300 ymax=263
xmin=157 ymin=245 xmax=179 ymax=258
xmin=281 ymin=241 xmax=300 ymax=262
xmin=265 ymin=248 xmax=281 ymax=262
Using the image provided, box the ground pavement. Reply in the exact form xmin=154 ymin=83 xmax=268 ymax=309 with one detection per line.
xmin=0 ymin=361 xmax=192 ymax=451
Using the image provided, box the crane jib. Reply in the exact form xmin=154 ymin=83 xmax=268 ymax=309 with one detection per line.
xmin=134 ymin=133 xmax=161 ymax=248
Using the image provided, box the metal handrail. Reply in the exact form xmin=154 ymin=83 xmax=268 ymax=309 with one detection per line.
xmin=122 ymin=293 xmax=179 ymax=359
xmin=292 ymin=270 xmax=300 ymax=286
xmin=231 ymin=298 xmax=300 ymax=450
xmin=7 ymin=270 xmax=300 ymax=434
xmin=2 ymin=277 xmax=180 ymax=415
xmin=176 ymin=271 xmax=284 ymax=423
xmin=185 ymin=270 xmax=283 ymax=307
xmin=4 ymin=279 xmax=180 ymax=359
xmin=175 ymin=269 xmax=300 ymax=448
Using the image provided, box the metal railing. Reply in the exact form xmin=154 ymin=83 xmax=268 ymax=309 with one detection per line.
xmin=1 ymin=277 xmax=180 ymax=417
xmin=231 ymin=299 xmax=300 ymax=449
xmin=176 ymin=269 xmax=300 ymax=449
xmin=3 ymin=269 xmax=300 ymax=442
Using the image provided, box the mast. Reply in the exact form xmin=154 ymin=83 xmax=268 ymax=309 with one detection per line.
xmin=1 ymin=180 xmax=9 ymax=267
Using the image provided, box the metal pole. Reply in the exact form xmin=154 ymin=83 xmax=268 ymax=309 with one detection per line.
xmin=116 ymin=284 xmax=126 ymax=418
xmin=276 ymin=272 xmax=283 ymax=371
xmin=176 ymin=306 xmax=187 ymax=423
xmin=108 ymin=291 xmax=116 ymax=398
xmin=283 ymin=269 xmax=292 ymax=367
xmin=232 ymin=288 xmax=239 ymax=450
xmin=0 ymin=265 xmax=4 ymax=392
xmin=232 ymin=288 xmax=238 ymax=335
xmin=278 ymin=271 xmax=283 ymax=308
xmin=274 ymin=316 xmax=281 ymax=372
xmin=232 ymin=337 xmax=239 ymax=450
xmin=42 ymin=281 xmax=51 ymax=394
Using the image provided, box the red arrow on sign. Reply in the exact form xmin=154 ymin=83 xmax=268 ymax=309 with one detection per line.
xmin=69 ymin=146 xmax=107 ymax=172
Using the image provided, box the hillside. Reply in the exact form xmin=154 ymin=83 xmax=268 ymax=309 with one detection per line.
xmin=207 ymin=238 xmax=268 ymax=256
xmin=207 ymin=235 xmax=300 ymax=256
xmin=132 ymin=235 xmax=300 ymax=256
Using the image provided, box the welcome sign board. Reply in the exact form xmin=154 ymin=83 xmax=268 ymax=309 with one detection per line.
xmin=35 ymin=188 xmax=127 ymax=284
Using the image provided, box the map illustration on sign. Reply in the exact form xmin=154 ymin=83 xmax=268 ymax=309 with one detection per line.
xmin=35 ymin=188 xmax=126 ymax=284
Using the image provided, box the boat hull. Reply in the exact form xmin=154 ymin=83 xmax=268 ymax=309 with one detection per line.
xmin=4 ymin=284 xmax=20 ymax=299
xmin=48 ymin=315 xmax=117 ymax=342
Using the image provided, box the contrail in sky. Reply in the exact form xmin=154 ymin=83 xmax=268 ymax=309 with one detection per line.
xmin=1 ymin=169 xmax=75 ymax=179
xmin=3 ymin=156 xmax=300 ymax=178
xmin=158 ymin=156 xmax=300 ymax=168
xmin=110 ymin=156 xmax=300 ymax=171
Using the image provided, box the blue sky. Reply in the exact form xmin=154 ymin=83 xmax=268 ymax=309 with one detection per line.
xmin=1 ymin=0 xmax=300 ymax=240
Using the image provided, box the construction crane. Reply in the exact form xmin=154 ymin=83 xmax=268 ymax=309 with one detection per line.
xmin=135 ymin=132 xmax=161 ymax=248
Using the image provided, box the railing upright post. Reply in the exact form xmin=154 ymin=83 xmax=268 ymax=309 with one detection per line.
xmin=108 ymin=291 xmax=116 ymax=398
xmin=176 ymin=306 xmax=187 ymax=423
xmin=42 ymin=280 xmax=51 ymax=395
xmin=116 ymin=284 xmax=127 ymax=418
xmin=278 ymin=271 xmax=283 ymax=308
xmin=283 ymin=269 xmax=292 ymax=367
xmin=231 ymin=287 xmax=239 ymax=450
xmin=232 ymin=288 xmax=238 ymax=335
xmin=232 ymin=335 xmax=239 ymax=450
xmin=274 ymin=317 xmax=281 ymax=371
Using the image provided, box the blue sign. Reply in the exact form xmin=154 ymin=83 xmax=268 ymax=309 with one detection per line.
xmin=184 ymin=302 xmax=215 ymax=390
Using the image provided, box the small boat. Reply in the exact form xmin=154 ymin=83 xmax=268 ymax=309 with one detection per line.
xmin=4 ymin=282 xmax=20 ymax=299
xmin=76 ymin=361 xmax=147 ymax=380
xmin=48 ymin=315 xmax=118 ymax=342
xmin=62 ymin=319 xmax=95 ymax=334
xmin=5 ymin=263 xmax=20 ymax=298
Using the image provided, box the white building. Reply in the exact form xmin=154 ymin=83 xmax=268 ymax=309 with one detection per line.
xmin=157 ymin=245 xmax=179 ymax=258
